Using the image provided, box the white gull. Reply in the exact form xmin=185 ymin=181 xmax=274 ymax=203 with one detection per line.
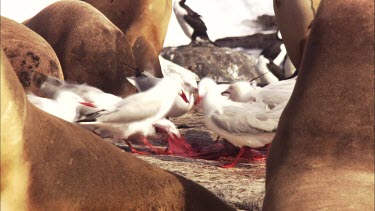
xmin=27 ymin=91 xmax=97 ymax=123
xmin=78 ymin=76 xmax=189 ymax=154
xmin=224 ymin=77 xmax=297 ymax=109
xmin=127 ymin=70 xmax=197 ymax=118
xmin=198 ymin=77 xmax=283 ymax=168
xmin=40 ymin=76 xmax=123 ymax=111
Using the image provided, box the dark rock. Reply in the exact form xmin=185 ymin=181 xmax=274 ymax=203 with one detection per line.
xmin=1 ymin=16 xmax=63 ymax=95
xmin=161 ymin=43 xmax=262 ymax=82
xmin=214 ymin=32 xmax=278 ymax=50
xmin=254 ymin=15 xmax=278 ymax=30
xmin=25 ymin=1 xmax=136 ymax=97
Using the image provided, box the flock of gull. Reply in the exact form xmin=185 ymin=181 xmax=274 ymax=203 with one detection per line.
xmin=28 ymin=56 xmax=296 ymax=168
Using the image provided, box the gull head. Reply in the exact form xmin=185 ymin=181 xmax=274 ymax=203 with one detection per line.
xmin=223 ymin=81 xmax=258 ymax=102
xmin=53 ymin=90 xmax=97 ymax=109
xmin=196 ymin=77 xmax=217 ymax=105
xmin=164 ymin=75 xmax=190 ymax=103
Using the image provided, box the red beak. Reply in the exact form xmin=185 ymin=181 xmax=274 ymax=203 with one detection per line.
xmin=79 ymin=102 xmax=96 ymax=108
xmin=180 ymin=90 xmax=189 ymax=103
xmin=194 ymin=95 xmax=203 ymax=105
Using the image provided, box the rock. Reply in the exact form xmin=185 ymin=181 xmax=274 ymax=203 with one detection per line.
xmin=161 ymin=43 xmax=262 ymax=82
xmin=25 ymin=0 xmax=136 ymax=97
xmin=1 ymin=48 xmax=235 ymax=210
xmin=1 ymin=16 xmax=63 ymax=95
xmin=214 ymin=33 xmax=278 ymax=50
xmin=264 ymin=1 xmax=374 ymax=210
xmin=253 ymin=15 xmax=278 ymax=30
xmin=81 ymin=0 xmax=173 ymax=77
xmin=159 ymin=55 xmax=200 ymax=81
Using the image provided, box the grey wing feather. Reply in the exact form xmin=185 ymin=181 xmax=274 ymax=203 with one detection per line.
xmin=211 ymin=105 xmax=278 ymax=134
xmin=127 ymin=75 xmax=160 ymax=92
xmin=96 ymin=96 xmax=162 ymax=123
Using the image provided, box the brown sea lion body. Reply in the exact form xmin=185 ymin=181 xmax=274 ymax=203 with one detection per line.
xmin=264 ymin=0 xmax=374 ymax=210
xmin=1 ymin=49 xmax=234 ymax=210
xmin=273 ymin=0 xmax=321 ymax=68
xmin=1 ymin=16 xmax=63 ymax=95
xmin=82 ymin=0 xmax=173 ymax=77
xmin=25 ymin=0 xmax=136 ymax=97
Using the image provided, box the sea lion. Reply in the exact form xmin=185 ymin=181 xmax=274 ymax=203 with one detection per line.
xmin=25 ymin=0 xmax=136 ymax=97
xmin=263 ymin=0 xmax=374 ymax=210
xmin=1 ymin=16 xmax=63 ymax=95
xmin=81 ymin=0 xmax=173 ymax=77
xmin=273 ymin=0 xmax=321 ymax=68
xmin=1 ymin=48 xmax=234 ymax=210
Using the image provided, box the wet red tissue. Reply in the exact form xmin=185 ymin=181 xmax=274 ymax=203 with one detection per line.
xmin=165 ymin=134 xmax=268 ymax=162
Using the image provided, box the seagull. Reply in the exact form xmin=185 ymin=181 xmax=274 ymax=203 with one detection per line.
xmin=27 ymin=91 xmax=97 ymax=123
xmin=152 ymin=118 xmax=181 ymax=139
xmin=198 ymin=77 xmax=282 ymax=168
xmin=224 ymin=77 xmax=296 ymax=109
xmin=78 ymin=76 xmax=190 ymax=154
xmin=152 ymin=118 xmax=185 ymax=154
xmin=40 ymin=76 xmax=123 ymax=111
xmin=127 ymin=71 xmax=197 ymax=118
xmin=160 ymin=57 xmax=199 ymax=117
xmin=222 ymin=81 xmax=261 ymax=103
xmin=159 ymin=55 xmax=199 ymax=82
xmin=173 ymin=0 xmax=211 ymax=43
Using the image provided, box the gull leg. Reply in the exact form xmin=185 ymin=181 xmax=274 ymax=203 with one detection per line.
xmin=249 ymin=149 xmax=266 ymax=162
xmin=123 ymin=139 xmax=150 ymax=155
xmin=220 ymin=147 xmax=247 ymax=168
xmin=141 ymin=136 xmax=163 ymax=154
xmin=251 ymin=144 xmax=270 ymax=161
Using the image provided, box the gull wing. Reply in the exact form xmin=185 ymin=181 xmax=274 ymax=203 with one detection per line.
xmin=210 ymin=105 xmax=278 ymax=135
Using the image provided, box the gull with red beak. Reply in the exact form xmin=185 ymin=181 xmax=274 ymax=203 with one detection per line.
xmin=196 ymin=79 xmax=230 ymax=105
xmin=127 ymin=71 xmax=197 ymax=117
xmin=78 ymin=76 xmax=189 ymax=154
xmin=27 ymin=90 xmax=98 ymax=123
xmin=198 ymin=77 xmax=282 ymax=168
xmin=223 ymin=76 xmax=296 ymax=109
xmin=39 ymin=76 xmax=123 ymax=111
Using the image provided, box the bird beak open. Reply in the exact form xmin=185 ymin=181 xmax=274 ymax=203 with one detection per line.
xmin=221 ymin=90 xmax=231 ymax=97
xmin=180 ymin=90 xmax=189 ymax=103
xmin=79 ymin=102 xmax=97 ymax=108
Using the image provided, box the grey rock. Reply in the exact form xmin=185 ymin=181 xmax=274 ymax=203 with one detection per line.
xmin=253 ymin=15 xmax=278 ymax=30
xmin=161 ymin=43 xmax=262 ymax=82
xmin=214 ymin=33 xmax=278 ymax=50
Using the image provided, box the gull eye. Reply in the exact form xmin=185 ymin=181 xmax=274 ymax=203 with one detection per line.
xmin=183 ymin=82 xmax=192 ymax=88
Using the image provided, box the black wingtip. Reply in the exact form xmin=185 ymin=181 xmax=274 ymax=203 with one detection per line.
xmin=76 ymin=118 xmax=97 ymax=123
xmin=76 ymin=109 xmax=105 ymax=123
